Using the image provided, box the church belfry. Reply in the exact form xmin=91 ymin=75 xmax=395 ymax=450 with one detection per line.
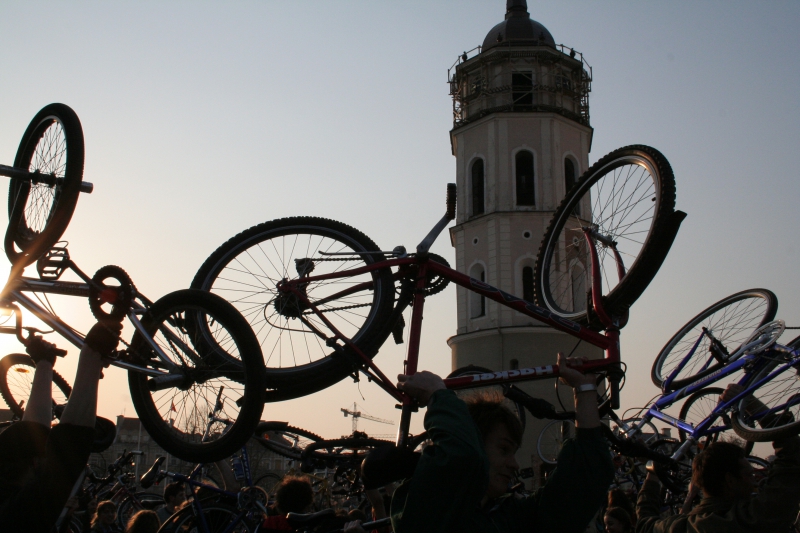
xmin=446 ymin=0 xmax=600 ymax=480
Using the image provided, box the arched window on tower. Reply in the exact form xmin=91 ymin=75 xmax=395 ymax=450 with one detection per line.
xmin=471 ymin=159 xmax=484 ymax=216
xmin=564 ymin=157 xmax=579 ymax=216
xmin=522 ymin=266 xmax=534 ymax=302
xmin=571 ymin=263 xmax=587 ymax=313
xmin=516 ymin=151 xmax=535 ymax=206
xmin=470 ymin=264 xmax=486 ymax=318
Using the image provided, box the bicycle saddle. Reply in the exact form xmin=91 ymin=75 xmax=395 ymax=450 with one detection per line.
xmin=139 ymin=456 xmax=166 ymax=489
xmin=286 ymin=508 xmax=335 ymax=527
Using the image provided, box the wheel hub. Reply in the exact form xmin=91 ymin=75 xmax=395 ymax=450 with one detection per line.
xmin=273 ymin=290 xmax=307 ymax=319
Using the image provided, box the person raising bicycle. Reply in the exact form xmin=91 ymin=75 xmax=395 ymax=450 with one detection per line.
xmin=380 ymin=352 xmax=613 ymax=533
xmin=0 ymin=321 xmax=122 ymax=533
xmin=636 ymin=383 xmax=800 ymax=532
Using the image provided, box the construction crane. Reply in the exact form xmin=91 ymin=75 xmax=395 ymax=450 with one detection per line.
xmin=341 ymin=403 xmax=394 ymax=436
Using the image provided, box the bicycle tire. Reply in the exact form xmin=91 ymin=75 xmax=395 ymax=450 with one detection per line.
xmin=127 ymin=289 xmax=266 ymax=463
xmin=537 ymin=419 xmax=575 ymax=465
xmin=253 ymin=422 xmax=325 ymax=461
xmin=534 ymin=145 xmax=677 ymax=326
xmin=651 ymin=289 xmax=778 ymax=390
xmin=730 ymin=335 xmax=800 ymax=442
xmin=191 ymin=217 xmax=395 ymax=401
xmin=161 ymin=502 xmax=252 ymax=533
xmin=6 ymin=103 xmax=84 ymax=266
xmin=254 ymin=472 xmax=283 ymax=495
xmin=301 ymin=435 xmax=394 ymax=465
xmin=0 ymin=353 xmax=71 ymax=417
xmin=677 ymin=387 xmax=754 ymax=454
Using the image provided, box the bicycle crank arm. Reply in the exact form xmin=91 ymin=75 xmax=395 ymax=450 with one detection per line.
xmin=0 ymin=164 xmax=93 ymax=193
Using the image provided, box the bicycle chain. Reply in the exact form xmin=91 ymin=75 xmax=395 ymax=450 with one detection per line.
xmin=313 ymin=256 xmax=375 ymax=262
xmin=302 ymin=302 xmax=372 ymax=315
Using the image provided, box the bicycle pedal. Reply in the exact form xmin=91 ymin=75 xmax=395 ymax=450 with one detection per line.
xmin=36 ymin=244 xmax=70 ymax=280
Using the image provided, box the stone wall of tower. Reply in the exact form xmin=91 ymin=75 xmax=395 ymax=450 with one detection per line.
xmin=449 ymin=113 xmax=592 ymax=334
xmin=448 ymin=86 xmax=599 ymax=489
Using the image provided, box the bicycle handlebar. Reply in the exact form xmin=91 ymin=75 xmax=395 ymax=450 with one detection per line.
xmin=0 ymin=164 xmax=93 ymax=193
xmin=502 ymin=385 xmax=574 ymax=420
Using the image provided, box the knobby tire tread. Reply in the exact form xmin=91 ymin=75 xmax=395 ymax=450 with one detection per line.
xmin=6 ymin=103 xmax=84 ymax=267
xmin=533 ymin=145 xmax=677 ymax=327
xmin=650 ymin=288 xmax=778 ymax=390
xmin=127 ymin=289 xmax=266 ymax=463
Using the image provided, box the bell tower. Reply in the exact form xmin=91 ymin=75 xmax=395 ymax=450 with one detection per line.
xmin=447 ymin=0 xmax=600 ymax=480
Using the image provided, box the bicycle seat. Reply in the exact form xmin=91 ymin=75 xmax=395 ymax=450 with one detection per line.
xmin=139 ymin=456 xmax=166 ymax=489
xmin=286 ymin=508 xmax=335 ymax=527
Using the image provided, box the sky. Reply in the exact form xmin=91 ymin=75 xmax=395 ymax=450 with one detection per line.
xmin=0 ymin=1 xmax=799 ymax=444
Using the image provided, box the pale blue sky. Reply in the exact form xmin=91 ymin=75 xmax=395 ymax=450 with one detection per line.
xmin=0 ymin=1 xmax=798 ymax=439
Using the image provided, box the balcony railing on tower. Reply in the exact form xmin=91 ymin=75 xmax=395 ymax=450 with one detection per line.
xmin=448 ymin=43 xmax=592 ymax=129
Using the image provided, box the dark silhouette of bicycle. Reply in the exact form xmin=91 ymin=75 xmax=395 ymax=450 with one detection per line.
xmin=0 ymin=103 xmax=266 ymax=463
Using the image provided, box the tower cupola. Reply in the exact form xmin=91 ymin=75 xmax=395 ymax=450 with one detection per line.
xmin=482 ymin=0 xmax=556 ymax=51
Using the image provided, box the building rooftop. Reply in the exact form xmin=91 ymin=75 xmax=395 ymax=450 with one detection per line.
xmin=482 ymin=0 xmax=555 ymax=52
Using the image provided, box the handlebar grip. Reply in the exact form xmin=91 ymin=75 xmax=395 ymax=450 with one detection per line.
xmin=610 ymin=378 xmax=620 ymax=410
xmin=80 ymin=181 xmax=93 ymax=194
xmin=446 ymin=183 xmax=457 ymax=220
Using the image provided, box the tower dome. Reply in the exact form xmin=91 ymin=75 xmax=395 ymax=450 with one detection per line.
xmin=482 ymin=0 xmax=555 ymax=51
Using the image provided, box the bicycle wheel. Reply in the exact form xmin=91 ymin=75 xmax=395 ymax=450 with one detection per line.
xmin=6 ymin=103 xmax=84 ymax=266
xmin=253 ymin=421 xmax=324 ymax=461
xmin=730 ymin=335 xmax=800 ymax=442
xmin=191 ymin=217 xmax=395 ymax=400
xmin=254 ymin=472 xmax=282 ymax=496
xmin=127 ymin=289 xmax=266 ymax=463
xmin=677 ymin=387 xmax=754 ymax=454
xmin=537 ymin=419 xmax=575 ymax=465
xmin=651 ymin=289 xmax=777 ymax=390
xmin=534 ymin=145 xmax=678 ymax=325
xmin=165 ymin=502 xmax=252 ymax=533
xmin=0 ymin=353 xmax=71 ymax=417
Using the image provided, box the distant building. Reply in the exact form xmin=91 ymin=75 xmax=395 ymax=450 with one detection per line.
xmin=89 ymin=415 xmax=296 ymax=490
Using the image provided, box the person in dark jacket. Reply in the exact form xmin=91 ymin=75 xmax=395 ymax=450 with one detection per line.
xmin=636 ymin=384 xmax=800 ymax=532
xmin=388 ymin=352 xmax=614 ymax=533
xmin=0 ymin=322 xmax=122 ymax=533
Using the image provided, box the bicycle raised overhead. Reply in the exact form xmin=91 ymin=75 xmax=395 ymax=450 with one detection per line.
xmin=192 ymin=144 xmax=687 ymax=449
xmin=0 ymin=103 xmax=267 ymax=463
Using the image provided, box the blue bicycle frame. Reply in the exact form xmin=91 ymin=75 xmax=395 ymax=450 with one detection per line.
xmin=625 ymin=327 xmax=800 ymax=461
xmin=158 ymin=442 xmax=262 ymax=533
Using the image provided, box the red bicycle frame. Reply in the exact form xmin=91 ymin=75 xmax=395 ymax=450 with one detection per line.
xmin=276 ymin=223 xmax=625 ymax=447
